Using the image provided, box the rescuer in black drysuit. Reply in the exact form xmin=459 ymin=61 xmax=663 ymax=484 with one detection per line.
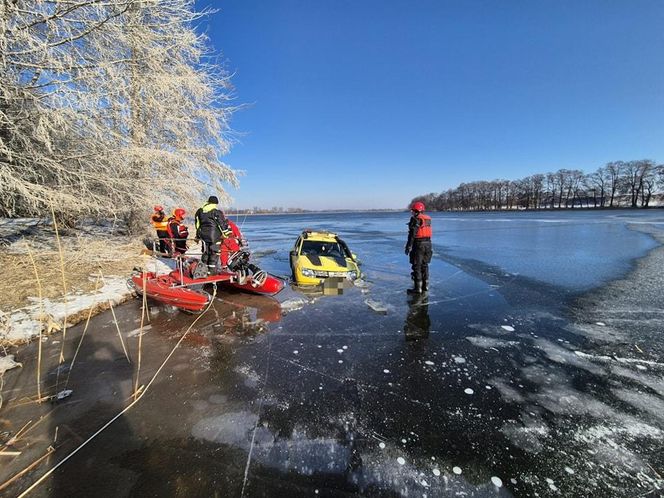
xmin=194 ymin=196 xmax=227 ymax=275
xmin=404 ymin=201 xmax=432 ymax=294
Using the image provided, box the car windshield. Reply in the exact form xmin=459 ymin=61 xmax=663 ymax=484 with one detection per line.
xmin=301 ymin=240 xmax=346 ymax=258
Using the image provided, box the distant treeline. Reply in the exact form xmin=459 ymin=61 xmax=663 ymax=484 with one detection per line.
xmin=227 ymin=207 xmax=401 ymax=215
xmin=411 ymin=160 xmax=664 ymax=211
xmin=228 ymin=207 xmax=309 ymax=214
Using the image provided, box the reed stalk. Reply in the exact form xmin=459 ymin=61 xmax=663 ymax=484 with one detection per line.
xmin=134 ymin=268 xmax=148 ymax=400
xmin=16 ymin=287 xmax=218 ymax=498
xmin=50 ymin=205 xmax=68 ymax=396
xmin=98 ymin=270 xmax=130 ymax=363
xmin=25 ymin=243 xmax=44 ymax=401
xmin=64 ymin=274 xmax=102 ymax=389
xmin=0 ymin=446 xmax=55 ymax=493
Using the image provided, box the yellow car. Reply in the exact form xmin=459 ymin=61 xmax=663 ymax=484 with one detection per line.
xmin=290 ymin=230 xmax=361 ymax=285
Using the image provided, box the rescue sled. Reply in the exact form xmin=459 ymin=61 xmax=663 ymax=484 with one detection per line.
xmin=128 ymin=255 xmax=285 ymax=313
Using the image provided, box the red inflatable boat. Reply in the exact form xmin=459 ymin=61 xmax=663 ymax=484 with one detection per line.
xmin=128 ymin=259 xmax=284 ymax=312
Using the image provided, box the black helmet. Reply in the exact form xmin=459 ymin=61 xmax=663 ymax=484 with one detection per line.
xmin=207 ymin=195 xmax=219 ymax=204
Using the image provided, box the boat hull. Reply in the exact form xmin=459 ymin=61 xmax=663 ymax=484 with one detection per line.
xmin=129 ymin=272 xmax=211 ymax=312
xmin=129 ymin=266 xmax=284 ymax=312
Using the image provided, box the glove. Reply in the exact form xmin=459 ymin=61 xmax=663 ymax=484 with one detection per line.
xmin=240 ymin=238 xmax=247 ymax=247
xmin=404 ymin=246 xmax=411 ymax=255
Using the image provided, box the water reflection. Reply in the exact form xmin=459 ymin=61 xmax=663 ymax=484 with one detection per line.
xmin=194 ymin=291 xmax=283 ymax=337
xmin=291 ymin=276 xmax=353 ymax=296
xmin=403 ymin=293 xmax=430 ymax=340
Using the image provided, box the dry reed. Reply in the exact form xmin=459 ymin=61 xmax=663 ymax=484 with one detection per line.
xmin=24 ymin=244 xmax=45 ymax=400
xmin=0 ymin=238 xmax=145 ymax=314
xmin=15 ymin=286 xmax=218 ymax=497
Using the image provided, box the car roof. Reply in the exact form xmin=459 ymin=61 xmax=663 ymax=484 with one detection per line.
xmin=301 ymin=230 xmax=339 ymax=242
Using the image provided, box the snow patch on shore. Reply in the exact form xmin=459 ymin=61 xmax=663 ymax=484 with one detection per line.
xmin=1 ymin=276 xmax=131 ymax=343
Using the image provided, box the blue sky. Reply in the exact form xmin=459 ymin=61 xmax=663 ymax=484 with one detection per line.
xmin=204 ymin=0 xmax=664 ymax=210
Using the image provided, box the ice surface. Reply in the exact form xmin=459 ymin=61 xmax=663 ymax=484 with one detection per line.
xmin=5 ymin=210 xmax=664 ymax=497
xmin=440 ymin=210 xmax=659 ymax=290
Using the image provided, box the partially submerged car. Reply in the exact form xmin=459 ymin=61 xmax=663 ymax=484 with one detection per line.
xmin=290 ymin=230 xmax=360 ymax=285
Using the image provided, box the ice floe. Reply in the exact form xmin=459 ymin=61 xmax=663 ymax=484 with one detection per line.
xmin=0 ymin=354 xmax=22 ymax=374
xmin=127 ymin=324 xmax=152 ymax=337
xmin=466 ymin=336 xmax=520 ymax=349
xmin=365 ymin=299 xmax=391 ymax=315
xmin=574 ymin=350 xmax=664 ymax=368
xmin=280 ymin=298 xmax=308 ymax=313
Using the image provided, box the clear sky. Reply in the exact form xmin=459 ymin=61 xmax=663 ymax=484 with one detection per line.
xmin=203 ymin=0 xmax=664 ymax=210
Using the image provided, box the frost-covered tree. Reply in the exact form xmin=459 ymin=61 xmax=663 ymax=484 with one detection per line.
xmin=0 ymin=0 xmax=237 ymax=224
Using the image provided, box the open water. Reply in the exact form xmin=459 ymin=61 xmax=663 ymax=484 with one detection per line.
xmin=4 ymin=209 xmax=664 ymax=497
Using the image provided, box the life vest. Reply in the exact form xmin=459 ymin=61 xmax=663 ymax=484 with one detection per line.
xmin=166 ymin=217 xmax=189 ymax=254
xmin=167 ymin=218 xmax=189 ymax=239
xmin=415 ymin=214 xmax=432 ymax=239
xmin=150 ymin=212 xmax=168 ymax=231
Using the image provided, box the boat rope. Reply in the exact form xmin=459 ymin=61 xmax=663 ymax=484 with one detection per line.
xmin=16 ymin=285 xmax=219 ymax=498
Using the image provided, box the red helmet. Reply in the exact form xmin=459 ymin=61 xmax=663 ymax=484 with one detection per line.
xmin=411 ymin=201 xmax=425 ymax=212
xmin=173 ymin=208 xmax=186 ymax=219
xmin=153 ymin=205 xmax=164 ymax=212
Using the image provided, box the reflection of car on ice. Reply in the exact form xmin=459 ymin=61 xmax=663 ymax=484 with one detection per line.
xmin=290 ymin=230 xmax=360 ymax=286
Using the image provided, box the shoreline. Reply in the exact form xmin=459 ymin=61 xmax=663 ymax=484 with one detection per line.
xmin=3 ymin=210 xmax=662 ymax=347
xmin=570 ymin=222 xmax=664 ymax=358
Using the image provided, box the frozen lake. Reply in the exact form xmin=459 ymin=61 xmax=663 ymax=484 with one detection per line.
xmin=4 ymin=209 xmax=664 ymax=497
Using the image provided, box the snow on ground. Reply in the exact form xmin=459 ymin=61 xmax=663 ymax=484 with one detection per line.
xmin=0 ymin=255 xmax=171 ymax=344
xmin=1 ymin=276 xmax=129 ymax=343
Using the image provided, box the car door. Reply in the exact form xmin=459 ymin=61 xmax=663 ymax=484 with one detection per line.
xmin=290 ymin=236 xmax=302 ymax=271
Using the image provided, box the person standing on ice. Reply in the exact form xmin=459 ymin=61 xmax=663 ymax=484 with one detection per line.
xmin=150 ymin=205 xmax=170 ymax=253
xmin=166 ymin=208 xmax=189 ymax=256
xmin=194 ymin=196 xmax=226 ymax=275
xmin=404 ymin=201 xmax=432 ymax=294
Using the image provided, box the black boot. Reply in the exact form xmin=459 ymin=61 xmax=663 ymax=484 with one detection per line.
xmin=407 ymin=280 xmax=422 ymax=294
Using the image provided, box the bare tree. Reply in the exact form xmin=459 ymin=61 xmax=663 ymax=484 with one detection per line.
xmin=0 ymin=0 xmax=237 ymax=224
xmin=411 ymin=159 xmax=662 ymax=212
xmin=637 ymin=160 xmax=658 ymax=207
xmin=601 ymin=161 xmax=624 ymax=207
